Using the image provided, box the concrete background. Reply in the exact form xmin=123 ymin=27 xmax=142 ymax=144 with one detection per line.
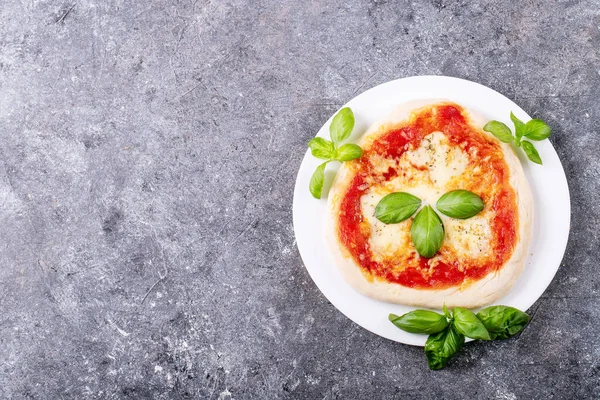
xmin=0 ymin=0 xmax=598 ymax=398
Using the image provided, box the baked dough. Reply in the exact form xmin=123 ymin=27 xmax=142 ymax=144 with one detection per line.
xmin=326 ymin=100 xmax=533 ymax=308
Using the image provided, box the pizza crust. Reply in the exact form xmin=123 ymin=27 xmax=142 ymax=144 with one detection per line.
xmin=325 ymin=100 xmax=533 ymax=309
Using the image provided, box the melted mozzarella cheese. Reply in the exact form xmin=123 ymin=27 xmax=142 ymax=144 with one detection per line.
xmin=360 ymin=191 xmax=413 ymax=260
xmin=442 ymin=214 xmax=492 ymax=258
xmin=406 ymin=131 xmax=468 ymax=187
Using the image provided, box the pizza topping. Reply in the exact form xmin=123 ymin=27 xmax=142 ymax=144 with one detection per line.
xmin=444 ymin=215 xmax=492 ymax=258
xmin=410 ymin=205 xmax=445 ymax=258
xmin=405 ymin=132 xmax=468 ymax=187
xmin=374 ymin=192 xmax=421 ymax=224
xmin=436 ymin=190 xmax=485 ymax=219
xmin=360 ymin=191 xmax=413 ymax=261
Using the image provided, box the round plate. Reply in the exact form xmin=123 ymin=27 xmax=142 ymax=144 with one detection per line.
xmin=292 ymin=76 xmax=571 ymax=346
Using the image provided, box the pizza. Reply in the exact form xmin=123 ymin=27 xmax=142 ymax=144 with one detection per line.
xmin=326 ymin=100 xmax=533 ymax=308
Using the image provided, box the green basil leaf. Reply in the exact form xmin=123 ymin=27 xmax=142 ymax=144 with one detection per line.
xmin=436 ymin=190 xmax=484 ymax=219
xmin=425 ymin=326 xmax=464 ymax=370
xmin=375 ymin=192 xmax=421 ymax=224
xmin=510 ymin=111 xmax=526 ymax=140
xmin=477 ymin=306 xmax=530 ymax=340
xmin=483 ymin=120 xmax=513 ymax=143
xmin=334 ymin=143 xmax=363 ymax=161
xmin=309 ymin=162 xmax=328 ymax=199
xmin=521 ymin=140 xmax=542 ymax=164
xmin=389 ymin=310 xmax=449 ymax=334
xmin=523 ymin=119 xmax=551 ymax=141
xmin=307 ymin=137 xmax=335 ymax=160
xmin=329 ymin=107 xmax=355 ymax=144
xmin=443 ymin=304 xmax=452 ymax=319
xmin=410 ymin=205 xmax=444 ymax=258
xmin=452 ymin=307 xmax=491 ymax=340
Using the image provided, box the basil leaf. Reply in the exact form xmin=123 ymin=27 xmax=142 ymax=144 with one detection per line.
xmin=307 ymin=137 xmax=335 ymax=160
xmin=389 ymin=310 xmax=449 ymax=334
xmin=425 ymin=326 xmax=464 ymax=370
xmin=410 ymin=205 xmax=444 ymax=258
xmin=329 ymin=107 xmax=355 ymax=144
xmin=523 ymin=119 xmax=551 ymax=141
xmin=452 ymin=307 xmax=491 ymax=340
xmin=510 ymin=111 xmax=525 ymax=140
xmin=483 ymin=120 xmax=513 ymax=143
xmin=375 ymin=192 xmax=421 ymax=224
xmin=443 ymin=304 xmax=452 ymax=319
xmin=309 ymin=162 xmax=328 ymax=199
xmin=335 ymin=143 xmax=363 ymax=161
xmin=477 ymin=306 xmax=530 ymax=340
xmin=521 ymin=140 xmax=542 ymax=164
xmin=436 ymin=190 xmax=484 ymax=219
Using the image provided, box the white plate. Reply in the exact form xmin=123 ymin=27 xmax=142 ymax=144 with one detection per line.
xmin=292 ymin=76 xmax=571 ymax=346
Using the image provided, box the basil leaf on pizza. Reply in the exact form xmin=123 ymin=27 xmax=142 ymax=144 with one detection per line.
xmin=329 ymin=107 xmax=355 ymax=144
xmin=436 ymin=190 xmax=485 ymax=219
xmin=425 ymin=325 xmax=464 ymax=370
xmin=410 ymin=205 xmax=444 ymax=258
xmin=477 ymin=306 xmax=530 ymax=340
xmin=483 ymin=120 xmax=513 ymax=143
xmin=335 ymin=143 xmax=363 ymax=161
xmin=452 ymin=307 xmax=491 ymax=340
xmin=389 ymin=310 xmax=448 ymax=334
xmin=309 ymin=162 xmax=328 ymax=199
xmin=521 ymin=140 xmax=542 ymax=165
xmin=375 ymin=192 xmax=421 ymax=224
xmin=523 ymin=119 xmax=551 ymax=141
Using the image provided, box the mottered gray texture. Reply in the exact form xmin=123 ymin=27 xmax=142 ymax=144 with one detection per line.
xmin=0 ymin=0 xmax=598 ymax=398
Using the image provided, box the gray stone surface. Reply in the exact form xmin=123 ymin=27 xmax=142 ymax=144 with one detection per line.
xmin=0 ymin=0 xmax=598 ymax=398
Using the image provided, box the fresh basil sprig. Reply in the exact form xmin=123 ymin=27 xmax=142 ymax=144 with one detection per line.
xmin=389 ymin=304 xmax=530 ymax=370
xmin=483 ymin=112 xmax=551 ymax=165
xmin=307 ymin=107 xmax=363 ymax=199
xmin=436 ymin=190 xmax=484 ymax=219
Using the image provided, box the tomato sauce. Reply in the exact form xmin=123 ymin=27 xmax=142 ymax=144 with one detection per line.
xmin=337 ymin=104 xmax=518 ymax=290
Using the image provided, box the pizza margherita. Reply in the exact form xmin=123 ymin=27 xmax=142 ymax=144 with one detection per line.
xmin=326 ymin=100 xmax=533 ymax=308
